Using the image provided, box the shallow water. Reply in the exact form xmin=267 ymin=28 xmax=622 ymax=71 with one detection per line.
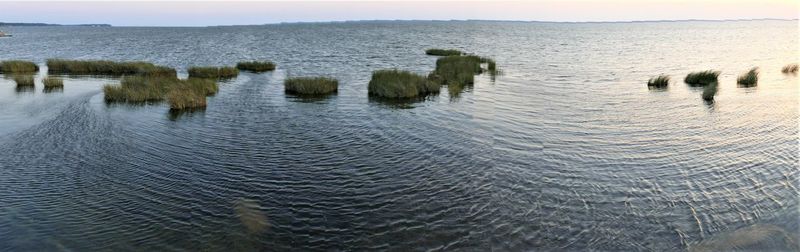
xmin=0 ymin=20 xmax=798 ymax=251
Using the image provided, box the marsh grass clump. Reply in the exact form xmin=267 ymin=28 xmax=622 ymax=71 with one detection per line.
xmin=46 ymin=59 xmax=177 ymax=78
xmin=13 ymin=75 xmax=35 ymax=87
xmin=647 ymin=75 xmax=670 ymax=88
xmin=188 ymin=66 xmax=239 ymax=79
xmin=425 ymin=49 xmax=463 ymax=56
xmin=684 ymin=70 xmax=721 ymax=86
xmin=284 ymin=77 xmax=338 ymax=95
xmin=0 ymin=60 xmax=39 ymax=73
xmin=368 ymin=69 xmax=440 ymax=98
xmin=167 ymin=86 xmax=207 ymax=110
xmin=103 ymin=76 xmax=218 ymax=109
xmin=736 ymin=67 xmax=759 ymax=86
xmin=42 ymin=77 xmax=63 ymax=88
xmin=782 ymin=64 xmax=798 ymax=74
xmin=236 ymin=61 xmax=276 ymax=73
xmin=702 ymin=81 xmax=719 ymax=101
xmin=428 ymin=55 xmax=497 ymax=89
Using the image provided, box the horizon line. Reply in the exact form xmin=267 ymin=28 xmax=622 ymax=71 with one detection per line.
xmin=2 ymin=18 xmax=798 ymax=28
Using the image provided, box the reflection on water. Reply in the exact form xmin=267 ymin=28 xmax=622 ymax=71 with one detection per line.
xmin=0 ymin=20 xmax=797 ymax=251
xmin=690 ymin=224 xmax=799 ymax=252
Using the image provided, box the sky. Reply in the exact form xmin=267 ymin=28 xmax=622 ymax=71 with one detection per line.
xmin=0 ymin=0 xmax=797 ymax=26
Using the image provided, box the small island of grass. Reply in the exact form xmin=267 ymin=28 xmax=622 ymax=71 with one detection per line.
xmin=236 ymin=61 xmax=276 ymax=73
xmin=103 ymin=76 xmax=218 ymax=110
xmin=368 ymin=69 xmax=440 ymax=98
xmin=42 ymin=77 xmax=64 ymax=88
xmin=0 ymin=60 xmax=39 ymax=73
xmin=46 ymin=59 xmax=176 ymax=78
xmin=425 ymin=49 xmax=463 ymax=56
xmin=188 ymin=66 xmax=239 ymax=79
xmin=647 ymin=75 xmax=670 ymax=88
xmin=782 ymin=63 xmax=798 ymax=74
xmin=13 ymin=75 xmax=35 ymax=86
xmin=684 ymin=70 xmax=720 ymax=86
xmin=736 ymin=67 xmax=759 ymax=86
xmin=284 ymin=77 xmax=338 ymax=95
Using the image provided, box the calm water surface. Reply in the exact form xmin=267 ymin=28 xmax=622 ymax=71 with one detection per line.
xmin=0 ymin=20 xmax=798 ymax=251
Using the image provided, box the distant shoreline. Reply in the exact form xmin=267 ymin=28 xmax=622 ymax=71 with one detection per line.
xmin=0 ymin=22 xmax=111 ymax=27
xmin=1 ymin=18 xmax=795 ymax=28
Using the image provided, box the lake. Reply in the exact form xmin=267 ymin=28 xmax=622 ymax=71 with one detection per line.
xmin=0 ymin=20 xmax=798 ymax=251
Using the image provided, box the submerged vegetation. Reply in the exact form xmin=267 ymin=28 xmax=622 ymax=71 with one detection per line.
xmin=284 ymin=77 xmax=338 ymax=95
xmin=702 ymin=81 xmax=719 ymax=101
xmin=42 ymin=77 xmax=64 ymax=88
xmin=0 ymin=60 xmax=39 ymax=73
xmin=188 ymin=66 xmax=239 ymax=79
xmin=647 ymin=75 xmax=670 ymax=88
xmin=736 ymin=67 xmax=759 ymax=86
xmin=13 ymin=75 xmax=34 ymax=86
xmin=103 ymin=76 xmax=218 ymax=110
xmin=368 ymin=69 xmax=439 ymax=98
xmin=236 ymin=61 xmax=276 ymax=72
xmin=46 ymin=59 xmax=176 ymax=78
xmin=684 ymin=70 xmax=720 ymax=86
xmin=425 ymin=49 xmax=463 ymax=56
xmin=782 ymin=64 xmax=798 ymax=74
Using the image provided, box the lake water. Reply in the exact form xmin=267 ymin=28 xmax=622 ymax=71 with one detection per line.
xmin=0 ymin=20 xmax=798 ymax=251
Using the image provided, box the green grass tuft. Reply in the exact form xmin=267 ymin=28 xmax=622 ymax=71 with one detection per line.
xmin=236 ymin=61 xmax=276 ymax=72
xmin=647 ymin=75 xmax=670 ymax=88
xmin=368 ymin=69 xmax=440 ymax=98
xmin=46 ymin=59 xmax=176 ymax=78
xmin=167 ymin=85 xmax=207 ymax=110
xmin=425 ymin=49 xmax=463 ymax=56
xmin=684 ymin=70 xmax=721 ymax=86
xmin=0 ymin=60 xmax=39 ymax=73
xmin=428 ymin=55 xmax=490 ymax=88
xmin=284 ymin=77 xmax=338 ymax=95
xmin=188 ymin=66 xmax=239 ymax=79
xmin=736 ymin=67 xmax=759 ymax=86
xmin=42 ymin=77 xmax=64 ymax=88
xmin=782 ymin=63 xmax=798 ymax=74
xmin=702 ymin=81 xmax=718 ymax=101
xmin=13 ymin=75 xmax=35 ymax=86
xmin=103 ymin=76 xmax=218 ymax=109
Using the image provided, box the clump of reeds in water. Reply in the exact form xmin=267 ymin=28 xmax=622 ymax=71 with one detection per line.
xmin=782 ymin=63 xmax=798 ymax=74
xmin=647 ymin=75 xmax=670 ymax=88
xmin=13 ymin=75 xmax=35 ymax=86
xmin=46 ymin=59 xmax=176 ymax=78
xmin=284 ymin=77 xmax=338 ymax=95
xmin=103 ymin=76 xmax=218 ymax=110
xmin=368 ymin=69 xmax=440 ymax=98
xmin=42 ymin=77 xmax=64 ymax=88
xmin=736 ymin=67 xmax=759 ymax=86
xmin=188 ymin=66 xmax=239 ymax=79
xmin=0 ymin=60 xmax=39 ymax=73
xmin=425 ymin=49 xmax=463 ymax=56
xmin=428 ymin=55 xmax=498 ymax=96
xmin=236 ymin=61 xmax=276 ymax=73
xmin=167 ymin=85 xmax=207 ymax=110
xmin=702 ymin=81 xmax=718 ymax=101
xmin=684 ymin=70 xmax=721 ymax=86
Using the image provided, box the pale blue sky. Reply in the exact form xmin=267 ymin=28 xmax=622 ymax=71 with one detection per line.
xmin=0 ymin=1 xmax=797 ymax=27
